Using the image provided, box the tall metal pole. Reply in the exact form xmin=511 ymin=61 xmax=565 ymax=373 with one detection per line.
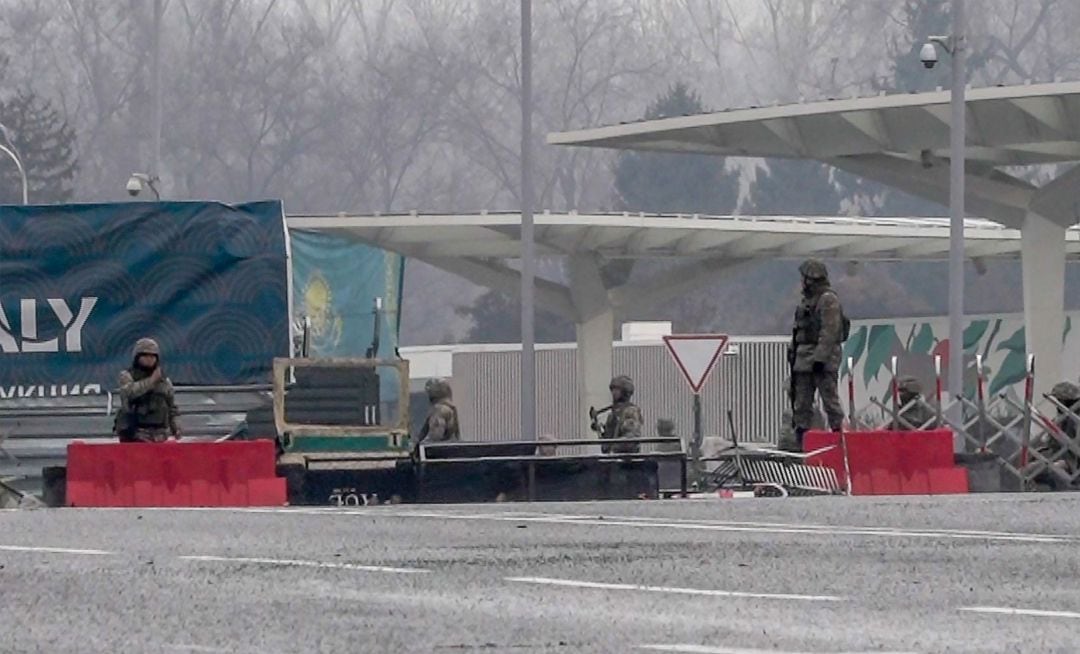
xmin=151 ymin=0 xmax=163 ymax=180
xmin=691 ymin=394 xmax=703 ymax=483
xmin=947 ymin=0 xmax=966 ymax=449
xmin=520 ymin=0 xmax=537 ymax=443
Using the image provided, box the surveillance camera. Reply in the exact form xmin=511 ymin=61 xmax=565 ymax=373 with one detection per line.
xmin=920 ymin=42 xmax=938 ymax=69
xmin=126 ymin=175 xmax=143 ymax=197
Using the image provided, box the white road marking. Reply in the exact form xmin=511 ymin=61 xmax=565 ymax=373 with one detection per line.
xmin=0 ymin=545 xmax=112 ymax=556
xmin=368 ymin=510 xmax=1078 ymax=544
xmin=179 ymin=554 xmax=428 ymax=574
xmin=639 ymin=646 xmax=919 ymax=654
xmin=960 ymin=606 xmax=1080 ymax=619
xmin=506 ymin=576 xmax=844 ymax=602
xmin=164 ymin=644 xmax=231 ymax=653
xmin=119 ymin=506 xmax=1080 ymax=544
xmin=598 ymin=514 xmax=1064 ymax=539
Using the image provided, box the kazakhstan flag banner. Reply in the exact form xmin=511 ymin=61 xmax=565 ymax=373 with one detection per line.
xmin=289 ymin=230 xmax=404 ymax=358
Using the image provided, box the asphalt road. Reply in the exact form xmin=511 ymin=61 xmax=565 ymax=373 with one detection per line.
xmin=4 ymin=495 xmax=1080 ymax=653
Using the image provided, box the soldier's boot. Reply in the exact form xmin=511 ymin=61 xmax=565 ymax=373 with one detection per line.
xmin=794 ymin=427 xmax=807 ymax=452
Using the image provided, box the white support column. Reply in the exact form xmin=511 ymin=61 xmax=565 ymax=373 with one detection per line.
xmin=568 ymin=255 xmax=615 ymax=441
xmin=575 ymin=309 xmax=615 ymax=440
xmin=1021 ymin=212 xmax=1067 ymax=399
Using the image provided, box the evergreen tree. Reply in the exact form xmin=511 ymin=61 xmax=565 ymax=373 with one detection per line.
xmin=613 ymin=82 xmax=738 ymax=214
xmin=461 ymin=82 xmax=739 ymax=344
xmin=455 ymin=290 xmax=574 ymax=344
xmin=0 ymin=56 xmax=78 ymax=204
xmin=747 ymin=160 xmax=842 ymax=215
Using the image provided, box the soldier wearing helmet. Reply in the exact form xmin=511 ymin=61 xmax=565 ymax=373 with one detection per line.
xmin=600 ymin=375 xmax=643 ymax=454
xmin=788 ymin=259 xmax=846 ymax=448
xmin=417 ymin=378 xmax=460 ymax=445
xmin=114 ymin=337 xmax=180 ymax=443
xmin=890 ymin=376 xmax=937 ymax=431
xmin=1026 ymin=381 xmax=1080 ymax=490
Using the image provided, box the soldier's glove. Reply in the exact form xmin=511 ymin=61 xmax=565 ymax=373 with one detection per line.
xmin=812 ymin=361 xmax=825 ymax=374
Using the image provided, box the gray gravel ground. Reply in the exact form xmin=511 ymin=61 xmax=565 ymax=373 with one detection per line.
xmin=4 ymin=494 xmax=1080 ymax=653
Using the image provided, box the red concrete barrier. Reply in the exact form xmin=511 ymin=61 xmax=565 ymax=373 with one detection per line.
xmin=804 ymin=429 xmax=968 ymax=496
xmin=66 ymin=440 xmax=286 ymax=507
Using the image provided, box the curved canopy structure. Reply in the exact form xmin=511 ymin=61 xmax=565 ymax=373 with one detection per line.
xmin=549 ymin=81 xmax=1080 ymax=397
xmin=289 ymin=209 xmax=1075 ymax=433
xmin=289 ymin=211 xmax=1080 ymax=262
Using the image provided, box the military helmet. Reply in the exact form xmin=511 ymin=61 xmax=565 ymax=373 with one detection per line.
xmin=425 ymin=377 xmax=452 ymax=401
xmin=609 ymin=375 xmax=635 ymax=397
xmin=132 ymin=337 xmax=160 ymax=359
xmin=798 ymin=259 xmax=829 ymax=280
xmin=1050 ymin=381 xmax=1080 ymax=403
xmin=897 ymin=376 xmax=923 ymax=396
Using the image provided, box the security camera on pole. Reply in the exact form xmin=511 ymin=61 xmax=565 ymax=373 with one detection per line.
xmin=921 ymin=0 xmax=967 ymax=450
xmin=126 ymin=173 xmax=161 ymax=199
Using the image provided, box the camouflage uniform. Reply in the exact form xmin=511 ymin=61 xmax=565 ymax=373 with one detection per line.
xmin=602 ymin=375 xmax=643 ymax=454
xmin=114 ymin=338 xmax=180 ymax=443
xmin=779 ymin=375 xmax=826 ymax=451
xmin=1027 ymin=381 xmax=1080 ymax=490
xmin=418 ymin=378 xmax=460 ymax=444
xmin=789 ymin=259 xmax=845 ymax=447
xmin=892 ymin=376 xmax=938 ymax=431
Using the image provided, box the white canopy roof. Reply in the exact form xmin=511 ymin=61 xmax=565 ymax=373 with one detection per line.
xmin=287 ymin=211 xmax=1080 ymax=262
xmin=547 ymin=80 xmax=1080 ymax=167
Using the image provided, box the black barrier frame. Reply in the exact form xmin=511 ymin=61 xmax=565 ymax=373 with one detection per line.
xmin=418 ymin=437 xmax=688 ymax=501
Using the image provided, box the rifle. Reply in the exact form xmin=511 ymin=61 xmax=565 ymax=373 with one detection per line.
xmin=589 ymin=404 xmax=612 ymax=435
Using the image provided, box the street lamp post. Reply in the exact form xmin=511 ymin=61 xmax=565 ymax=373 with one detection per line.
xmin=0 ymin=143 xmax=28 ymax=205
xmin=925 ymin=0 xmax=966 ymax=449
xmin=520 ymin=0 xmax=537 ymax=443
xmin=0 ymin=123 xmax=28 ymax=204
xmin=151 ymin=0 xmax=163 ymax=179
xmin=947 ymin=0 xmax=966 ymax=451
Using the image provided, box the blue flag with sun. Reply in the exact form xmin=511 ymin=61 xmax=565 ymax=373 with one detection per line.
xmin=289 ymin=230 xmax=404 ymax=360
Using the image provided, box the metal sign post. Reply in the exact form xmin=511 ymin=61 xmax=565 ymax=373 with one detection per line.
xmin=662 ymin=334 xmax=730 ymax=484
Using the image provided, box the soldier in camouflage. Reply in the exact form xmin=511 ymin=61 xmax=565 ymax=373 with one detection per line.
xmin=601 ymin=375 xmax=643 ymax=454
xmin=779 ymin=375 xmax=826 ymax=451
xmin=418 ymin=378 xmax=460 ymax=444
xmin=1025 ymin=381 xmax=1080 ymax=490
xmin=788 ymin=259 xmax=845 ymax=448
xmin=114 ymin=338 xmax=180 ymax=443
xmin=891 ymin=376 xmax=938 ymax=431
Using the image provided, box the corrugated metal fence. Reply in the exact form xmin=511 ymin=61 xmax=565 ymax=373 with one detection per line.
xmin=453 ymin=338 xmax=789 ymax=444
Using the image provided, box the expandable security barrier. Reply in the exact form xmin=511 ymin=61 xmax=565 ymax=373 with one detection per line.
xmin=845 ymin=353 xmax=1080 ymax=492
xmin=65 ymin=439 xmax=286 ymax=507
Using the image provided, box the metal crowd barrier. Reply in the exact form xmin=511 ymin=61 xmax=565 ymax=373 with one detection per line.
xmin=418 ymin=437 xmax=688 ymax=500
xmin=847 ymin=353 xmax=1080 ymax=491
xmin=0 ymin=385 xmax=274 ymax=493
xmin=0 ymin=384 xmax=274 ymax=420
